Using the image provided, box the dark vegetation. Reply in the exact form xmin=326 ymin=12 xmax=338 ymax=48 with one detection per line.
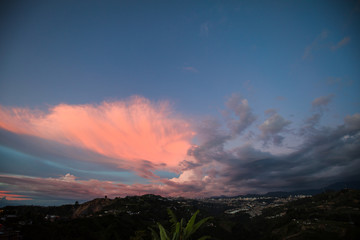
xmin=1 ymin=190 xmax=359 ymax=239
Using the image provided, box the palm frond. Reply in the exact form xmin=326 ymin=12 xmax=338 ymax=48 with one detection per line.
xmin=148 ymin=227 xmax=160 ymax=240
xmin=183 ymin=210 xmax=199 ymax=239
xmin=158 ymin=223 xmax=170 ymax=240
xmin=167 ymin=208 xmax=178 ymax=232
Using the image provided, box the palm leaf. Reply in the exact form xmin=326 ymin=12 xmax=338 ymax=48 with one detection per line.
xmin=148 ymin=227 xmax=160 ymax=240
xmin=191 ymin=216 xmax=212 ymax=235
xmin=167 ymin=208 xmax=178 ymax=232
xmin=183 ymin=210 xmax=199 ymax=239
xmin=158 ymin=223 xmax=170 ymax=240
xmin=150 ymin=209 xmax=212 ymax=240
xmin=197 ymin=236 xmax=211 ymax=240
xmin=171 ymin=222 xmax=180 ymax=240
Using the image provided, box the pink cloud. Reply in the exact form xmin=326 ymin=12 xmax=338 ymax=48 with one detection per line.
xmin=0 ymin=169 xmax=252 ymax=199
xmin=0 ymin=96 xmax=195 ymax=169
xmin=0 ymin=173 xmax=207 ymax=199
xmin=0 ymin=190 xmax=32 ymax=201
xmin=182 ymin=66 xmax=198 ymax=73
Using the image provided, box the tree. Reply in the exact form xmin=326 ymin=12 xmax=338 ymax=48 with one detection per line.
xmin=150 ymin=209 xmax=212 ymax=240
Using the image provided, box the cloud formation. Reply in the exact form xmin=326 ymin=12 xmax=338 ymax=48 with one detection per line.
xmin=345 ymin=113 xmax=360 ymax=130
xmin=0 ymin=173 xmax=222 ymax=199
xmin=331 ymin=36 xmax=351 ymax=50
xmin=303 ymin=32 xmax=350 ymax=59
xmin=224 ymin=94 xmax=257 ymax=136
xmin=1 ymin=96 xmax=359 ymax=201
xmin=0 ymin=191 xmax=32 ymax=201
xmin=312 ymin=94 xmax=334 ymax=107
xmin=303 ymin=30 xmax=328 ymax=59
xmin=0 ymin=97 xmax=194 ymax=170
xmin=182 ymin=66 xmax=199 ymax=73
xmin=182 ymin=113 xmax=360 ymax=194
xmin=259 ymin=110 xmax=291 ymax=145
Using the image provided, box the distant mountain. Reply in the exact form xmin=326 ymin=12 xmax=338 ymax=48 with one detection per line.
xmin=325 ymin=181 xmax=360 ymax=190
xmin=277 ymin=181 xmax=360 ymax=197
xmin=211 ymin=181 xmax=360 ymax=199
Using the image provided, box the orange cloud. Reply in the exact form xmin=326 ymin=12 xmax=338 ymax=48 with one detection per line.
xmin=0 ymin=96 xmax=194 ymax=168
xmin=0 ymin=191 xmax=32 ymax=201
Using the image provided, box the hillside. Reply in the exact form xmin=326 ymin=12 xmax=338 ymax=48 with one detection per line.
xmin=248 ymin=189 xmax=360 ymax=240
xmin=0 ymin=190 xmax=359 ymax=239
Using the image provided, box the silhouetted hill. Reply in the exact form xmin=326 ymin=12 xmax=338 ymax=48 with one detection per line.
xmin=256 ymin=189 xmax=360 ymax=239
xmin=1 ymin=190 xmax=359 ymax=239
xmin=73 ymin=197 xmax=112 ymax=218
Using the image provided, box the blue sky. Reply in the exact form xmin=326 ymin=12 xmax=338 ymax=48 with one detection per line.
xmin=0 ymin=0 xmax=359 ymax=205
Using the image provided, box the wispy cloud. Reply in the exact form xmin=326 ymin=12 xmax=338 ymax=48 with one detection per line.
xmin=182 ymin=66 xmax=199 ymax=73
xmin=276 ymin=96 xmax=286 ymax=101
xmin=200 ymin=22 xmax=209 ymax=36
xmin=303 ymin=30 xmax=328 ymax=59
xmin=331 ymin=36 xmax=351 ymax=50
xmin=0 ymin=191 xmax=32 ymax=201
xmin=312 ymin=94 xmax=334 ymax=108
xmin=303 ymin=32 xmax=350 ymax=59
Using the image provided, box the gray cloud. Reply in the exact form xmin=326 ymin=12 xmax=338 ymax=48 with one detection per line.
xmin=298 ymin=113 xmax=322 ymax=136
xmin=344 ymin=113 xmax=360 ymax=130
xmin=188 ymin=95 xmax=257 ymax=167
xmin=220 ymin=118 xmax=360 ymax=192
xmin=223 ymin=94 xmax=257 ymax=136
xmin=258 ymin=110 xmax=291 ymax=145
xmin=306 ymin=113 xmax=322 ymax=126
xmin=188 ymin=108 xmax=360 ymax=194
xmin=312 ymin=94 xmax=334 ymax=107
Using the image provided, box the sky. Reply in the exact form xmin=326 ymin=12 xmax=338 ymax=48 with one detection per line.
xmin=0 ymin=0 xmax=360 ymax=205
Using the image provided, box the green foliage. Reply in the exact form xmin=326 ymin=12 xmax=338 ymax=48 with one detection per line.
xmin=150 ymin=209 xmax=212 ymax=240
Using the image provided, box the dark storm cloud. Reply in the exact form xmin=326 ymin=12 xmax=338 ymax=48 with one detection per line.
xmin=235 ymin=118 xmax=359 ymax=191
xmin=189 ymin=112 xmax=360 ymax=193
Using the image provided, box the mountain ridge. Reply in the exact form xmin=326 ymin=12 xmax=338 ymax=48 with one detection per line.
xmin=209 ymin=181 xmax=360 ymax=199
